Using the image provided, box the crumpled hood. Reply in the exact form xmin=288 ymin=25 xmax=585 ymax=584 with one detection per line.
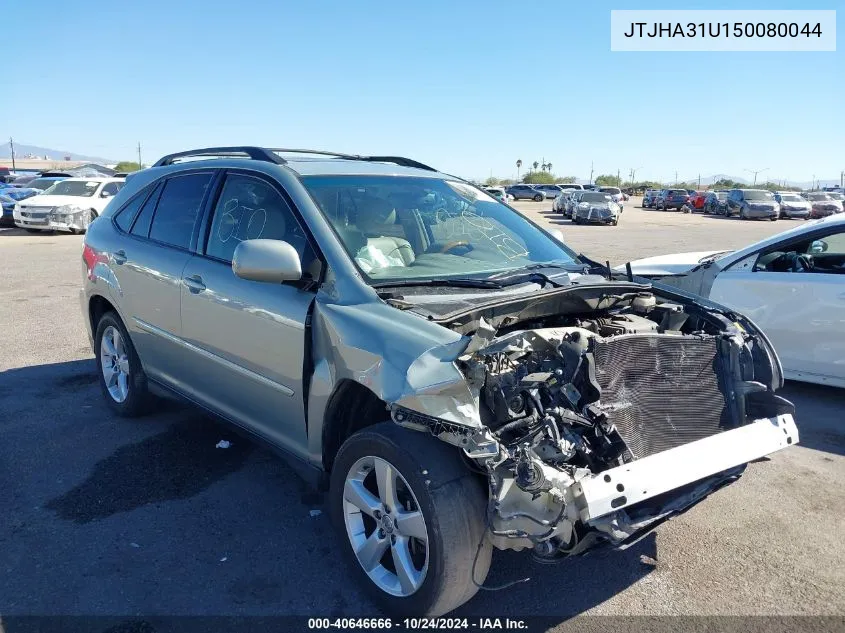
xmin=620 ymin=250 xmax=726 ymax=276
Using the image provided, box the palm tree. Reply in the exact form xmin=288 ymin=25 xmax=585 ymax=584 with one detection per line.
xmin=533 ymin=161 xmax=539 ymax=171
xmin=516 ymin=159 xmax=522 ymax=180
xmin=541 ymin=162 xmax=548 ymax=171
xmin=547 ymin=162 xmax=552 ymax=173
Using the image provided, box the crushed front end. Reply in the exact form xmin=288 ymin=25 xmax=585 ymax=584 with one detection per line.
xmin=390 ymin=285 xmax=799 ymax=560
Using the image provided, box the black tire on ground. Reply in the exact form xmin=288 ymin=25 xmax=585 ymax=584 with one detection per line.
xmin=330 ymin=422 xmax=491 ymax=617
xmin=94 ymin=311 xmax=152 ymax=417
xmin=24 ymin=228 xmax=43 ymax=234
xmin=533 ymin=194 xmax=543 ymax=202
xmin=770 ymin=216 xmax=778 ymax=221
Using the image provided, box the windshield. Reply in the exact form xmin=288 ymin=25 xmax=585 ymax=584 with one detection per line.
xmin=779 ymin=194 xmax=802 ymax=202
xmin=715 ymin=192 xmax=727 ymax=200
xmin=580 ymin=192 xmax=613 ymax=203
xmin=743 ymin=190 xmax=774 ymax=201
xmin=40 ymin=180 xmax=100 ymax=197
xmin=301 ymin=175 xmax=580 ymax=283
xmin=828 ymin=192 xmax=844 ymax=200
xmin=808 ymin=193 xmax=831 ymax=201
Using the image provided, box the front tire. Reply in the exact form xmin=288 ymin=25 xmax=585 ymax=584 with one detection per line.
xmin=533 ymin=194 xmax=543 ymax=202
xmin=330 ymin=423 xmax=491 ymax=617
xmin=94 ymin=311 xmax=151 ymax=417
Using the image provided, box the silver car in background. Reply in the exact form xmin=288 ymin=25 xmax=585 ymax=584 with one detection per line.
xmin=774 ymin=192 xmax=811 ymax=219
xmin=79 ymin=146 xmax=798 ymax=617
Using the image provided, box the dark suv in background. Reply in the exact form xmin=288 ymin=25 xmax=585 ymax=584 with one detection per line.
xmin=505 ymin=184 xmax=544 ymax=201
xmin=726 ymin=189 xmax=779 ymax=221
xmin=642 ymin=189 xmax=660 ymax=208
xmin=655 ymin=189 xmax=690 ymax=211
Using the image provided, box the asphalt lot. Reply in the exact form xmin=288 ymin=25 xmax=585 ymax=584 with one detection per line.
xmin=1 ymin=198 xmax=843 ymax=627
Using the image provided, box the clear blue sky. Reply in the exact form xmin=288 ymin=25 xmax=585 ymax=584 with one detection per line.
xmin=3 ymin=0 xmax=842 ymax=183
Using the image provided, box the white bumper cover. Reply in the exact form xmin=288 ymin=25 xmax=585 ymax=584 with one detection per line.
xmin=572 ymin=414 xmax=798 ymax=521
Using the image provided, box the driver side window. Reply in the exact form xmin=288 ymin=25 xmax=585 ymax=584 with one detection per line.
xmin=205 ymin=174 xmax=313 ymax=266
xmin=753 ymin=229 xmax=845 ymax=275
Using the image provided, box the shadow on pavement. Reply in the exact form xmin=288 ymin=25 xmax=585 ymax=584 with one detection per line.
xmin=781 ymin=380 xmax=845 ymax=456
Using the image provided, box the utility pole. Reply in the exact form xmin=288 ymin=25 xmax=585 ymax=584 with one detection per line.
xmin=840 ymin=170 xmax=843 ymax=189
xmin=629 ymin=167 xmax=641 ymax=189
xmin=589 ymin=161 xmax=594 ymax=185
xmin=697 ymin=173 xmax=701 ymax=189
xmin=675 ymin=171 xmax=678 ymax=185
xmin=9 ymin=137 xmax=16 ymax=171
xmin=744 ymin=167 xmax=768 ymax=186
xmin=616 ymin=168 xmax=620 ymax=186
xmin=137 ymin=142 xmax=142 ymax=169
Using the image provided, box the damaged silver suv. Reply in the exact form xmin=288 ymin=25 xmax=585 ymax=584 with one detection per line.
xmin=81 ymin=147 xmax=799 ymax=616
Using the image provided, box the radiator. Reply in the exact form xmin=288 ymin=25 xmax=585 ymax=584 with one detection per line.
xmin=592 ymin=334 xmax=733 ymax=460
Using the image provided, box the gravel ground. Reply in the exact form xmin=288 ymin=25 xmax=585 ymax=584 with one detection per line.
xmin=1 ymin=201 xmax=843 ymax=630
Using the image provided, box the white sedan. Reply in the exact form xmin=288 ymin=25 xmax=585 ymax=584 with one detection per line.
xmin=13 ymin=177 xmax=124 ymax=234
xmin=622 ymin=214 xmax=845 ymax=388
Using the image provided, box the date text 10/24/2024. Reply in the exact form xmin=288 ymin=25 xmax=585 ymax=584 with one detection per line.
xmin=610 ymin=10 xmax=836 ymax=52
xmin=308 ymin=618 xmax=528 ymax=630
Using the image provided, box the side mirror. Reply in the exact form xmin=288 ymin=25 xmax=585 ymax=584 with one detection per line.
xmin=232 ymin=239 xmax=302 ymax=283
xmin=810 ymin=239 xmax=828 ymax=254
xmin=100 ymin=190 xmax=113 ymax=198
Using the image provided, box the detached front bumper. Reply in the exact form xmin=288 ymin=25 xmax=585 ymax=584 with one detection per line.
xmin=571 ymin=414 xmax=798 ymax=522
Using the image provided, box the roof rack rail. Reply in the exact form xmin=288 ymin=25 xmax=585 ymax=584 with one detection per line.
xmin=269 ymin=148 xmax=437 ymax=172
xmin=152 ymin=146 xmax=287 ymax=167
xmin=153 ymin=146 xmax=438 ymax=172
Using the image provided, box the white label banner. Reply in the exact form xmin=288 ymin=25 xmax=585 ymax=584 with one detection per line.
xmin=610 ymin=10 xmax=836 ymax=51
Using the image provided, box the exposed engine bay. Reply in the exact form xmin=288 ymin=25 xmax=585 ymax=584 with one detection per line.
xmin=390 ymin=285 xmax=798 ymax=561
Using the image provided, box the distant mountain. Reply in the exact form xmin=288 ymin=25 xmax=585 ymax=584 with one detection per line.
xmin=0 ymin=143 xmax=113 ymax=164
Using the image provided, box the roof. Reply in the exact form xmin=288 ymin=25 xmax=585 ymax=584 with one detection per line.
xmin=151 ymin=146 xmax=449 ymax=180
xmin=55 ymin=177 xmax=124 ymax=183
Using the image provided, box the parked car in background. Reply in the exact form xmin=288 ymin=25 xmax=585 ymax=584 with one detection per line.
xmin=7 ymin=173 xmax=39 ymax=188
xmin=655 ymin=189 xmax=691 ymax=211
xmin=572 ymin=191 xmax=620 ymax=225
xmin=80 ymin=145 xmax=798 ymax=616
xmin=726 ymin=189 xmax=780 ymax=221
xmin=552 ymin=189 xmax=576 ymax=213
xmin=506 ymin=184 xmax=544 ymax=201
xmin=483 ymin=187 xmax=514 ymax=203
xmin=623 ymin=214 xmax=845 ymax=387
xmin=703 ymin=191 xmax=729 ymax=215
xmin=689 ymin=191 xmax=707 ymax=211
xmin=597 ymin=187 xmax=624 ymax=206
xmin=0 ymin=187 xmax=40 ymax=226
xmin=806 ymin=192 xmax=844 ymax=219
xmin=557 ymin=183 xmax=583 ymax=190
xmin=642 ymin=189 xmax=660 ymax=208
xmin=773 ymin=192 xmax=811 ymax=219
xmin=13 ymin=177 xmax=124 ymax=233
xmin=564 ymin=190 xmax=587 ymax=217
xmin=533 ymin=184 xmax=564 ymax=199
xmin=828 ymin=192 xmax=845 ymax=204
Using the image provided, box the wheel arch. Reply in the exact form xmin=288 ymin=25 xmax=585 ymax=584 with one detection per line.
xmin=321 ymin=379 xmax=390 ymax=472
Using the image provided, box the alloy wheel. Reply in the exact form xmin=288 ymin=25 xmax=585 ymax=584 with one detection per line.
xmin=100 ymin=325 xmax=130 ymax=403
xmin=342 ymin=456 xmax=429 ymax=597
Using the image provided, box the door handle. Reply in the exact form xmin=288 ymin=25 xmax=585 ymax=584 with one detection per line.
xmin=112 ymin=250 xmax=127 ymax=265
xmin=183 ymin=274 xmax=206 ymax=294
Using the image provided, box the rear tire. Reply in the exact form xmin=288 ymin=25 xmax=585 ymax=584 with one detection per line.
xmin=330 ymin=423 xmax=491 ymax=617
xmin=94 ymin=311 xmax=152 ymax=417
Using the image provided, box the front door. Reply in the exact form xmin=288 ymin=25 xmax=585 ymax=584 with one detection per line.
xmin=711 ymin=227 xmax=845 ymax=383
xmin=178 ymin=171 xmax=319 ymax=454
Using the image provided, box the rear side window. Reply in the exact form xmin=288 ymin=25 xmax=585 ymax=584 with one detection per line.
xmin=149 ymin=173 xmax=213 ymax=249
xmin=101 ymin=182 xmax=123 ymax=198
xmin=114 ymin=191 xmax=148 ymax=233
xmin=130 ymin=181 xmax=164 ymax=238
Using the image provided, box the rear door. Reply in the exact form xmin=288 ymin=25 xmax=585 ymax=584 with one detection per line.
xmin=109 ymin=171 xmax=216 ymax=382
xmin=178 ymin=170 xmax=320 ymax=453
xmin=710 ymin=226 xmax=845 ymax=383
